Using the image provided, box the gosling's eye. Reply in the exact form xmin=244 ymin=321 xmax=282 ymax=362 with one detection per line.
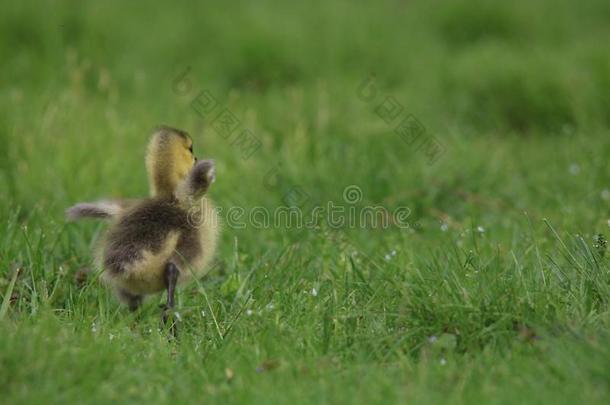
xmin=189 ymin=145 xmax=193 ymax=153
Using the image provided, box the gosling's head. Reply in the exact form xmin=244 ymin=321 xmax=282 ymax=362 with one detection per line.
xmin=146 ymin=126 xmax=197 ymax=198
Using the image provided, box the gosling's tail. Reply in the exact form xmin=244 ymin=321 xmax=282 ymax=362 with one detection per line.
xmin=66 ymin=200 xmax=131 ymax=221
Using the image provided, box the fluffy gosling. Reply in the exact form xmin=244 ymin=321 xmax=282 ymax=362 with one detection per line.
xmin=67 ymin=126 xmax=220 ymax=332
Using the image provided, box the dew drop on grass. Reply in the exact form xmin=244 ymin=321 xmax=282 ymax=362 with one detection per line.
xmin=311 ymin=287 xmax=318 ymax=297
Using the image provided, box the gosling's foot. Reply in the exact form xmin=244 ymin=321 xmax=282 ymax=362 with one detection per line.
xmin=160 ymin=304 xmax=179 ymax=338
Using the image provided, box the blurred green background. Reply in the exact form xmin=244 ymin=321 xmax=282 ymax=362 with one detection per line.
xmin=0 ymin=0 xmax=609 ymax=403
xmin=1 ymin=0 xmax=609 ymax=219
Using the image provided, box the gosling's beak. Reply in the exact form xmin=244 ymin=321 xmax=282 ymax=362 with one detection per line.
xmin=194 ymin=156 xmax=198 ymax=163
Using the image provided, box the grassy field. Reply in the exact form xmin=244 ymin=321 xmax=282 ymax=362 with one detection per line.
xmin=1 ymin=0 xmax=610 ymax=403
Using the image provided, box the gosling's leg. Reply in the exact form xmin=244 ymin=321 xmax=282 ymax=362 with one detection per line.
xmin=161 ymin=262 xmax=180 ymax=336
xmin=118 ymin=289 xmax=143 ymax=312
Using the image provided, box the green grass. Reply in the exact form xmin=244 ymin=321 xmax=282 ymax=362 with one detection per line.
xmin=1 ymin=0 xmax=609 ymax=403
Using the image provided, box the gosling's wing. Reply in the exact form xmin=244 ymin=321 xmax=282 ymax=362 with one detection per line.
xmin=66 ymin=199 xmax=139 ymax=221
xmin=175 ymin=160 xmax=216 ymax=201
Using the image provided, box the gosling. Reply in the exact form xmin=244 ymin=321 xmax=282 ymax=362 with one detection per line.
xmin=67 ymin=126 xmax=220 ymax=330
